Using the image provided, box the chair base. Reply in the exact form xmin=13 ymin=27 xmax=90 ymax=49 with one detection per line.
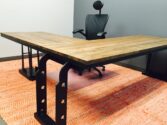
xmin=76 ymin=66 xmax=105 ymax=78
xmin=93 ymin=67 xmax=103 ymax=78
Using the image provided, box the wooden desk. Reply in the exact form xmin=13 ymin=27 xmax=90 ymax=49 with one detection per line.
xmin=1 ymin=32 xmax=167 ymax=125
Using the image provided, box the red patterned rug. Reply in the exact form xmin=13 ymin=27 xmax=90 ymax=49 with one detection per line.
xmin=0 ymin=60 xmax=167 ymax=125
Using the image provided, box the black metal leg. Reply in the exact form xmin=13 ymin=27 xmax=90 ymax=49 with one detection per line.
xmin=35 ymin=54 xmax=55 ymax=125
xmin=21 ymin=44 xmax=25 ymax=70
xmin=19 ymin=45 xmax=36 ymax=80
xmin=56 ymin=62 xmax=71 ymax=125
xmin=146 ymin=53 xmax=152 ymax=73
xmin=36 ymin=54 xmax=49 ymax=115
xmin=35 ymin=54 xmax=72 ymax=125
xmin=37 ymin=50 xmax=40 ymax=66
xmin=28 ymin=47 xmax=33 ymax=77
xmin=35 ymin=50 xmax=40 ymax=71
xmin=143 ymin=53 xmax=152 ymax=74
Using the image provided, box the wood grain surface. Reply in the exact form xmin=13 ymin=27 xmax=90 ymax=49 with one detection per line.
xmin=1 ymin=32 xmax=167 ymax=65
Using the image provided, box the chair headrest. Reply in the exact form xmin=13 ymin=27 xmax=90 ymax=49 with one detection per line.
xmin=93 ymin=0 xmax=104 ymax=11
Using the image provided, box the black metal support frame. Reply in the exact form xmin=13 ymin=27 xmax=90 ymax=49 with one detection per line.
xmin=34 ymin=54 xmax=73 ymax=125
xmin=142 ymin=53 xmax=167 ymax=81
xmin=19 ymin=44 xmax=40 ymax=80
xmin=144 ymin=53 xmax=152 ymax=74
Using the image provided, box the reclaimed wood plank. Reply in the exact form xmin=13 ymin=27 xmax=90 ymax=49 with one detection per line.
xmin=1 ymin=32 xmax=167 ymax=65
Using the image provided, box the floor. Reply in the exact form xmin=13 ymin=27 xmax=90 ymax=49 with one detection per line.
xmin=0 ymin=115 xmax=7 ymax=125
xmin=0 ymin=59 xmax=167 ymax=125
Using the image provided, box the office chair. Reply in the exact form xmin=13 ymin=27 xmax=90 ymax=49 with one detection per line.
xmin=73 ymin=0 xmax=109 ymax=77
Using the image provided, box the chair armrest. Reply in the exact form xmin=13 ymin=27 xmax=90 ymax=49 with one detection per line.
xmin=73 ymin=29 xmax=86 ymax=37
xmin=97 ymin=32 xmax=107 ymax=37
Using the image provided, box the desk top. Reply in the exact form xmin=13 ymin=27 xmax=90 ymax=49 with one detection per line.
xmin=1 ymin=32 xmax=167 ymax=65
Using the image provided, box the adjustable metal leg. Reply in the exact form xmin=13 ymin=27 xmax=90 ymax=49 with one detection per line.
xmin=35 ymin=54 xmax=72 ymax=125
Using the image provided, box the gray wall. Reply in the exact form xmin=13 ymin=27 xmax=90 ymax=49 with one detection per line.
xmin=74 ymin=0 xmax=167 ymax=70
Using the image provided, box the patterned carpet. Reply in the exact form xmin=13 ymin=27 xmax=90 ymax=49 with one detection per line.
xmin=0 ymin=59 xmax=167 ymax=125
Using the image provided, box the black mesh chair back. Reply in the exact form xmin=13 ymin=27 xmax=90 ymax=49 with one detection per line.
xmin=85 ymin=14 xmax=109 ymax=40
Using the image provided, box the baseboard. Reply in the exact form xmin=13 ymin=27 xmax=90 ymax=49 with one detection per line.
xmin=0 ymin=53 xmax=42 ymax=62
